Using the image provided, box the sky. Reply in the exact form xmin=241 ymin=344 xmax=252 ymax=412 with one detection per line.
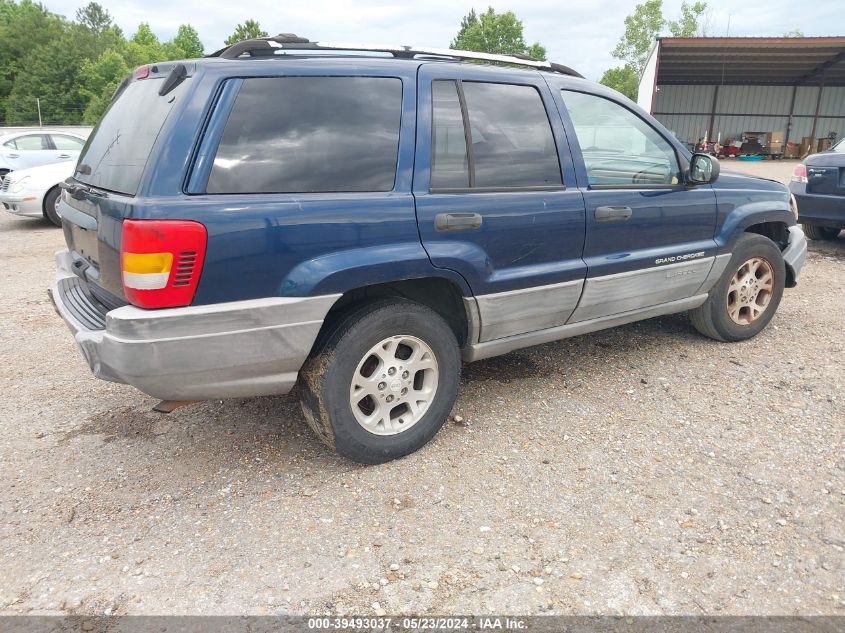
xmin=44 ymin=0 xmax=841 ymax=81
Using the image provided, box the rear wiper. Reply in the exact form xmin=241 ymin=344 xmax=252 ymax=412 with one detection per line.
xmin=59 ymin=180 xmax=108 ymax=200
xmin=159 ymin=63 xmax=187 ymax=97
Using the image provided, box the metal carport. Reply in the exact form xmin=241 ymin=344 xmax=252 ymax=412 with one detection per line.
xmin=637 ymin=37 xmax=845 ymax=152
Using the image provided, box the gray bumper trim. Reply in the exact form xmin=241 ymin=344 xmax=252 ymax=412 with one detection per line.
xmin=50 ymin=249 xmax=340 ymax=400
xmin=782 ymin=225 xmax=808 ymax=285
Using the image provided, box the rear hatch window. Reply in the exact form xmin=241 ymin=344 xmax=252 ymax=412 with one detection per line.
xmin=74 ymin=66 xmax=191 ymax=195
xmin=63 ymin=64 xmax=192 ymax=303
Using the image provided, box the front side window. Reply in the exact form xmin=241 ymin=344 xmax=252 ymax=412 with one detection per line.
xmin=561 ymin=90 xmax=681 ymax=187
xmin=51 ymin=134 xmax=85 ymax=151
xmin=430 ymin=80 xmax=562 ymax=190
xmin=207 ymin=76 xmax=402 ymax=194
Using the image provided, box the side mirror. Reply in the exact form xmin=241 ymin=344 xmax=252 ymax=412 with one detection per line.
xmin=687 ymin=153 xmax=720 ymax=185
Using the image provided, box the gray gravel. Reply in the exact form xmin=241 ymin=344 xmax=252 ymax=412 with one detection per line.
xmin=1 ymin=161 xmax=843 ymax=615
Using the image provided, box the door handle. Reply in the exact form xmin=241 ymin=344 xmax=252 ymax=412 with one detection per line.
xmin=57 ymin=154 xmax=71 ymax=159
xmin=435 ymin=212 xmax=483 ymax=232
xmin=595 ymin=206 xmax=633 ymax=222
xmin=7 ymin=153 xmax=19 ymax=159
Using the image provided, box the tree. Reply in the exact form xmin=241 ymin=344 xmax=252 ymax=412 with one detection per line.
xmin=599 ymin=65 xmax=640 ymax=100
xmin=667 ymin=1 xmax=708 ymax=37
xmin=5 ymin=31 xmax=87 ymax=125
xmin=172 ymin=24 xmax=204 ymax=58
xmin=78 ymin=49 xmax=129 ymax=123
xmin=0 ymin=0 xmax=66 ymax=123
xmin=450 ymin=7 xmax=546 ymax=60
xmin=601 ymin=1 xmax=708 ymax=99
xmin=75 ymin=1 xmax=111 ymax=36
xmin=611 ymin=0 xmax=665 ymax=75
xmin=224 ymin=19 xmax=268 ymax=46
xmin=783 ymin=29 xmax=804 ymax=37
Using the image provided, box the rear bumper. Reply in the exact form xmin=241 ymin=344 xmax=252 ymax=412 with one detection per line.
xmin=49 ymin=249 xmax=339 ymax=400
xmin=783 ymin=225 xmax=808 ymax=286
xmin=790 ymin=183 xmax=845 ymax=228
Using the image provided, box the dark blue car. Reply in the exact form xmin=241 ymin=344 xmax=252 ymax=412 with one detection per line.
xmin=790 ymin=138 xmax=845 ymax=240
xmin=50 ymin=36 xmax=807 ymax=463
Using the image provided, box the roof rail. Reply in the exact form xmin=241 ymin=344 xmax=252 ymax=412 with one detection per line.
xmin=206 ymin=34 xmax=584 ymax=78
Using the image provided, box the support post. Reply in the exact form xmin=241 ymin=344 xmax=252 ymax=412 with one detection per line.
xmin=707 ymin=84 xmax=720 ymax=145
xmin=809 ymin=73 xmax=825 ymax=145
xmin=785 ymin=84 xmax=797 ymax=143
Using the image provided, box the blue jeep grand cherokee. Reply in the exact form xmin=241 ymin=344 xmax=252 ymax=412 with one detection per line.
xmin=50 ymin=35 xmax=807 ymax=463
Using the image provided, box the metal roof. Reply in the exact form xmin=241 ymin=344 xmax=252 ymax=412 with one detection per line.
xmin=654 ymin=37 xmax=845 ymax=86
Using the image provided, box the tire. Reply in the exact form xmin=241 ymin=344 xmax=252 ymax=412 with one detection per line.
xmin=43 ymin=186 xmax=62 ymax=227
xmin=299 ymin=299 xmax=461 ymax=464
xmin=802 ymin=223 xmax=840 ymax=241
xmin=690 ymin=233 xmax=786 ymax=342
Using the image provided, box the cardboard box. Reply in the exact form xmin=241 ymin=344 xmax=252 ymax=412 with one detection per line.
xmin=769 ymin=131 xmax=785 ymax=144
xmin=783 ymin=143 xmax=800 ymax=159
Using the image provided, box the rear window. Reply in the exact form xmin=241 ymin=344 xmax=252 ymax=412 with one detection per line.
xmin=75 ymin=76 xmax=189 ymax=195
xmin=206 ymin=76 xmax=402 ymax=194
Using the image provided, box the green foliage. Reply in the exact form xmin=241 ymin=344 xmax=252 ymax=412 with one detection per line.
xmin=667 ymin=1 xmax=708 ymax=37
xmin=2 ymin=0 xmax=208 ymax=125
xmin=611 ymin=0 xmax=665 ymax=75
xmin=603 ymin=1 xmax=708 ymax=101
xmin=783 ymin=29 xmax=804 ymax=37
xmin=224 ymin=19 xmax=268 ymax=46
xmin=172 ymin=24 xmax=204 ymax=58
xmin=451 ymin=7 xmax=546 ymax=60
xmin=79 ymin=49 xmax=128 ymax=124
xmin=0 ymin=0 xmax=66 ymax=123
xmin=599 ymin=65 xmax=640 ymax=100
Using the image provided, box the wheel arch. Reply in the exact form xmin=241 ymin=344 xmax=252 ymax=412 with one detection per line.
xmin=316 ymin=277 xmax=475 ymax=355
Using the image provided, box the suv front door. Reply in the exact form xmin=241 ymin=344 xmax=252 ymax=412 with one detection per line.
xmin=414 ymin=65 xmax=587 ymax=342
xmin=556 ymin=88 xmax=719 ymax=322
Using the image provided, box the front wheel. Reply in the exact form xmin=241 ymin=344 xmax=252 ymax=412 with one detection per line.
xmin=43 ymin=186 xmax=62 ymax=227
xmin=802 ymin=224 xmax=840 ymax=241
xmin=299 ymin=299 xmax=461 ymax=464
xmin=690 ymin=234 xmax=786 ymax=342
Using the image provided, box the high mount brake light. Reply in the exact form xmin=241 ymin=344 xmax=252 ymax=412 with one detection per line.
xmin=791 ymin=164 xmax=808 ymax=184
xmin=121 ymin=219 xmax=207 ymax=309
xmin=134 ymin=65 xmax=150 ymax=80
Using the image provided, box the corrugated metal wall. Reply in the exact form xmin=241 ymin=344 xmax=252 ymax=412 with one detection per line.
xmin=652 ymin=84 xmax=845 ymax=146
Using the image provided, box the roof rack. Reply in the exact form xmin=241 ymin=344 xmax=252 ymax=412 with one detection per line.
xmin=206 ymin=34 xmax=583 ymax=78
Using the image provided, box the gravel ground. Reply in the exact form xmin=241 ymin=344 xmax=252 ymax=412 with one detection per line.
xmin=1 ymin=161 xmax=843 ymax=616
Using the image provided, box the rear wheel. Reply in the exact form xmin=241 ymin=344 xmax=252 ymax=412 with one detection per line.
xmin=299 ymin=299 xmax=461 ymax=464
xmin=802 ymin=224 xmax=840 ymax=241
xmin=690 ymin=233 xmax=785 ymax=342
xmin=42 ymin=186 xmax=62 ymax=227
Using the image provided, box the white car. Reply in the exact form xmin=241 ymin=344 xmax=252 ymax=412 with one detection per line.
xmin=0 ymin=160 xmax=76 ymax=226
xmin=0 ymin=130 xmax=87 ymax=177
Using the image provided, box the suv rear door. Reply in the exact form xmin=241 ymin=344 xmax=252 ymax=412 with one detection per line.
xmin=60 ymin=64 xmax=194 ymax=305
xmin=414 ymin=64 xmax=586 ymax=342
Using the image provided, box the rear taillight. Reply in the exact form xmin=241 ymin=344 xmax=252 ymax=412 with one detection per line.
xmin=791 ymin=164 xmax=808 ymax=183
xmin=121 ymin=219 xmax=207 ymax=309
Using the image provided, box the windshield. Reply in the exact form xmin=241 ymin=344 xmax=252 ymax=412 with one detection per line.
xmin=832 ymin=138 xmax=844 ymax=154
xmin=75 ymin=76 xmax=189 ymax=195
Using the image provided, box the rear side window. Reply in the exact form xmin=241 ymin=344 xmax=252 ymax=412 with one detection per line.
xmin=430 ymin=80 xmax=561 ymax=190
xmin=207 ymin=77 xmax=402 ymax=194
xmin=75 ymin=76 xmax=190 ymax=195
xmin=14 ymin=135 xmax=49 ymax=150
xmin=431 ymin=80 xmax=469 ymax=189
